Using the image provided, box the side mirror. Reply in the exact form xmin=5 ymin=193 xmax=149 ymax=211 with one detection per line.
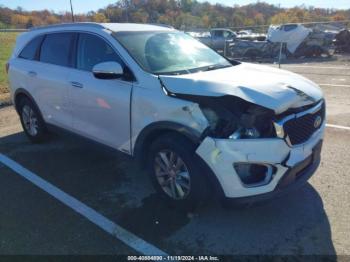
xmin=92 ymin=61 xmax=124 ymax=79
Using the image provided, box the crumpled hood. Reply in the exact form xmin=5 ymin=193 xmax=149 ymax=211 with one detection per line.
xmin=159 ymin=63 xmax=323 ymax=114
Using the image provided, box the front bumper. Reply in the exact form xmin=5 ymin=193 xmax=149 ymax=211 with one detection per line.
xmin=196 ymin=122 xmax=325 ymax=199
xmin=226 ymin=140 xmax=322 ymax=204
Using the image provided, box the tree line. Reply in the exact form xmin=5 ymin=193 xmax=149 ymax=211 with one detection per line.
xmin=0 ymin=0 xmax=349 ymax=30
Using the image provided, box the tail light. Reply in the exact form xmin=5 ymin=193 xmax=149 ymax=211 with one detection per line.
xmin=5 ymin=62 xmax=9 ymax=74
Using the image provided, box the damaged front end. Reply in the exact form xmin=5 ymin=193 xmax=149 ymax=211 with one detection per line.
xmin=160 ymin=79 xmax=325 ymax=199
xmin=177 ymin=94 xmax=276 ymax=141
xmin=160 ymin=77 xmax=277 ymax=141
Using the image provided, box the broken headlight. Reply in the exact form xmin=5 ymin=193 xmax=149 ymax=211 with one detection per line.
xmin=163 ymin=90 xmax=276 ymax=140
xmin=201 ymin=106 xmax=261 ymax=139
xmin=229 ymin=127 xmax=260 ymax=139
xmin=198 ymin=96 xmax=275 ymax=139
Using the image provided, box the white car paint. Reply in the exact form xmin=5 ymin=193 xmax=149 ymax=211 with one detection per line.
xmin=67 ymin=67 xmax=132 ymax=151
xmin=160 ymin=62 xmax=323 ymax=114
xmin=196 ymin=121 xmax=325 ymax=198
xmin=8 ymin=23 xmax=325 ymax=200
xmin=10 ymin=57 xmax=73 ymax=130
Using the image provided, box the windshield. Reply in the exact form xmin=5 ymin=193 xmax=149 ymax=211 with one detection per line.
xmin=114 ymin=31 xmax=232 ymax=75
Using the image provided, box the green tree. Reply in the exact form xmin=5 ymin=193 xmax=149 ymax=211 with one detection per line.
xmin=92 ymin=13 xmax=108 ymax=22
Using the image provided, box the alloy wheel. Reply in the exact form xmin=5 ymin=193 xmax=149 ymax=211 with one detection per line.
xmin=154 ymin=150 xmax=191 ymax=200
xmin=22 ymin=105 xmax=39 ymax=136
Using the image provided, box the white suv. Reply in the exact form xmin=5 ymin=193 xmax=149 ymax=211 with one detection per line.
xmin=7 ymin=23 xmax=325 ymax=207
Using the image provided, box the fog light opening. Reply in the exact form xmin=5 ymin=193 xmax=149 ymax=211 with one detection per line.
xmin=234 ymin=163 xmax=274 ymax=187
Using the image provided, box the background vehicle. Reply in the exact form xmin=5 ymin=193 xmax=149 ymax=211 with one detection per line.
xmin=187 ymin=28 xmax=237 ymax=52
xmin=229 ymin=23 xmax=336 ymax=60
xmin=236 ymin=30 xmax=266 ymax=41
xmin=267 ymin=24 xmax=335 ymax=58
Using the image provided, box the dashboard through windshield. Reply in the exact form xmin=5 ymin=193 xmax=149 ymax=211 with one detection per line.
xmin=114 ymin=31 xmax=233 ymax=75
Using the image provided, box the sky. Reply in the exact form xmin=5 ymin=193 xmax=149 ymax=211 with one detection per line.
xmin=1 ymin=0 xmax=349 ymax=13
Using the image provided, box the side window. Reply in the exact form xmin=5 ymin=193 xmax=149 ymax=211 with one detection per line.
xmin=283 ymin=24 xmax=298 ymax=32
xmin=223 ymin=31 xmax=232 ymax=38
xmin=40 ymin=33 xmax=74 ymax=67
xmin=19 ymin=35 xmax=44 ymax=60
xmin=77 ymin=33 xmax=122 ymax=72
xmin=213 ymin=31 xmax=223 ymax=37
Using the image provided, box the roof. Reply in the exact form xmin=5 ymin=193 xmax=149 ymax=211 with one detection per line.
xmin=211 ymin=28 xmax=234 ymax=31
xmin=102 ymin=23 xmax=173 ymax=32
xmin=30 ymin=22 xmax=174 ymax=32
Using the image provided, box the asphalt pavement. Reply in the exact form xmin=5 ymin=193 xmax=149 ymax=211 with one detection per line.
xmin=0 ymin=59 xmax=349 ymax=256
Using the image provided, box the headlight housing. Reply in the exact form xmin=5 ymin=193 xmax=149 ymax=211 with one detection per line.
xmin=198 ymin=96 xmax=276 ymax=139
xmin=160 ymin=82 xmax=275 ymax=139
xmin=230 ymin=127 xmax=260 ymax=139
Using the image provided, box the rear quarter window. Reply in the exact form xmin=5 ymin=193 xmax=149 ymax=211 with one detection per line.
xmin=19 ymin=35 xmax=44 ymax=60
xmin=283 ymin=24 xmax=298 ymax=31
xmin=40 ymin=33 xmax=75 ymax=67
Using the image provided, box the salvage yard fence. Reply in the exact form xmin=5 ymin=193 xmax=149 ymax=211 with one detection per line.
xmin=228 ymin=20 xmax=350 ymax=32
xmin=184 ymin=20 xmax=350 ymax=34
xmin=1 ymin=20 xmax=350 ymax=68
xmin=0 ymin=29 xmax=28 ymax=32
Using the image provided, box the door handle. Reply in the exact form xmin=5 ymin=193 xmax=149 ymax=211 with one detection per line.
xmin=27 ymin=71 xmax=37 ymax=77
xmin=70 ymin=81 xmax=83 ymax=88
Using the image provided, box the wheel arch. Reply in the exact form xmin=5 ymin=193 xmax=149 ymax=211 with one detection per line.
xmin=133 ymin=121 xmax=226 ymax=198
xmin=14 ymin=88 xmax=42 ymax=116
xmin=133 ymin=121 xmax=202 ymax=165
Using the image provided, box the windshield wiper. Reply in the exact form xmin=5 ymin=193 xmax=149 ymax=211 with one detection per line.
xmin=156 ymin=64 xmax=231 ymax=75
xmin=202 ymin=64 xmax=232 ymax=72
xmin=157 ymin=69 xmax=191 ymax=75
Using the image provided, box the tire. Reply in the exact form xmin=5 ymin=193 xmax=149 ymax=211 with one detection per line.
xmin=147 ymin=133 xmax=209 ymax=209
xmin=18 ymin=97 xmax=48 ymax=143
xmin=244 ymin=49 xmax=262 ymax=61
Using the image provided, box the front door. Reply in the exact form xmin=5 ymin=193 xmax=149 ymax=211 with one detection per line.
xmin=68 ymin=33 xmax=132 ymax=152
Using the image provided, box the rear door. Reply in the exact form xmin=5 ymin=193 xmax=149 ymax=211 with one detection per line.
xmin=67 ymin=32 xmax=133 ymax=152
xmin=30 ymin=32 xmax=75 ymax=129
xmin=9 ymin=34 xmax=44 ymax=103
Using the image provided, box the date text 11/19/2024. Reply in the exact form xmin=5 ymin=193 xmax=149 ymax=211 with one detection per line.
xmin=127 ymin=255 xmax=220 ymax=261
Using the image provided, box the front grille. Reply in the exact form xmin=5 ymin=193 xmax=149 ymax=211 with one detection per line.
xmin=284 ymin=102 xmax=325 ymax=145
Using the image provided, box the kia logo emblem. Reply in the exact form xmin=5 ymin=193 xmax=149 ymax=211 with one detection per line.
xmin=314 ymin=116 xmax=322 ymax=128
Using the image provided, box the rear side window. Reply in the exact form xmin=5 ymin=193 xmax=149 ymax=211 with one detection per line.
xmin=40 ymin=33 xmax=74 ymax=67
xmin=213 ymin=31 xmax=223 ymax=37
xmin=19 ymin=35 xmax=44 ymax=60
xmin=77 ymin=33 xmax=122 ymax=72
xmin=283 ymin=24 xmax=298 ymax=32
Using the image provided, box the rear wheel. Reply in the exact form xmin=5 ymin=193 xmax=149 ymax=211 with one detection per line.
xmin=147 ymin=133 xmax=209 ymax=209
xmin=18 ymin=97 xmax=48 ymax=143
xmin=244 ymin=49 xmax=261 ymax=60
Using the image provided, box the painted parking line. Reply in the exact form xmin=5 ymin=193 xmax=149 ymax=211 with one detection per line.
xmin=326 ymin=124 xmax=350 ymax=131
xmin=0 ymin=153 xmax=168 ymax=256
xmin=318 ymin=84 xmax=350 ymax=87
xmin=280 ymin=65 xmax=350 ymax=70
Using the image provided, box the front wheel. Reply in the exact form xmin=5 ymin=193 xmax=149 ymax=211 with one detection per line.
xmin=147 ymin=133 xmax=209 ymax=209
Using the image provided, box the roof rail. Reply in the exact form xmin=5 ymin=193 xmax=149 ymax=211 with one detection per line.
xmin=147 ymin=23 xmax=173 ymax=29
xmin=30 ymin=22 xmax=105 ymax=31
